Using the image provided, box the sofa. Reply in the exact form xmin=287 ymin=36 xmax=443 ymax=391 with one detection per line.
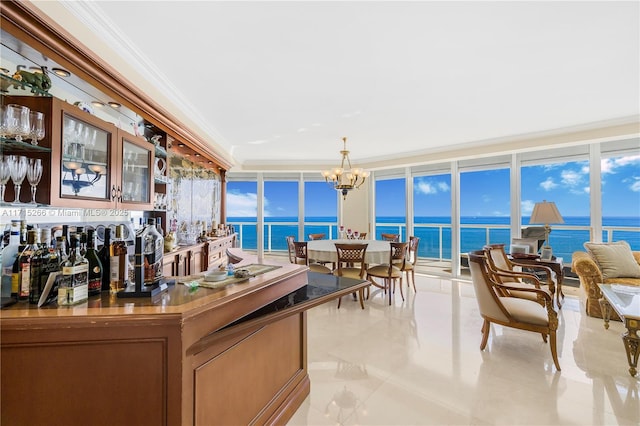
xmin=572 ymin=241 xmax=640 ymax=319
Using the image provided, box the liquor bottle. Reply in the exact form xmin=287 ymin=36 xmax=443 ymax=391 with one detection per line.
xmin=85 ymin=229 xmax=103 ymax=296
xmin=156 ymin=217 xmax=164 ymax=237
xmin=55 ymin=236 xmax=68 ymax=264
xmin=98 ymin=227 xmax=111 ymax=292
xmin=1 ymin=220 xmax=21 ymax=298
xmin=109 ymin=225 xmax=127 ymax=292
xmin=19 ymin=230 xmax=39 ymax=301
xmin=79 ymin=230 xmax=87 ymax=257
xmin=28 ymin=229 xmax=50 ymax=304
xmin=62 ymin=224 xmax=70 ymax=254
xmin=58 ymin=236 xmax=88 ymax=306
xmin=12 ymin=243 xmax=25 ymax=299
xmin=141 ymin=218 xmax=164 ymax=284
xmin=37 ymin=229 xmax=59 ymax=300
xmin=19 ymin=220 xmax=27 ymax=245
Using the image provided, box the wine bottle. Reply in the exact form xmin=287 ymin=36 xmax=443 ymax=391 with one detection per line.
xmin=79 ymin=230 xmax=87 ymax=257
xmin=58 ymin=236 xmax=88 ymax=306
xmin=28 ymin=229 xmax=47 ymax=304
xmin=62 ymin=224 xmax=70 ymax=254
xmin=98 ymin=227 xmax=111 ymax=292
xmin=19 ymin=230 xmax=39 ymax=301
xmin=109 ymin=225 xmax=127 ymax=292
xmin=85 ymin=229 xmax=103 ymax=296
xmin=37 ymin=230 xmax=59 ymax=302
xmin=142 ymin=218 xmax=163 ymax=284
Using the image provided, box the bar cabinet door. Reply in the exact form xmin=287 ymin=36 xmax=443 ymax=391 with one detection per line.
xmin=118 ymin=135 xmax=154 ymax=210
xmin=54 ymin=111 xmax=116 ymax=208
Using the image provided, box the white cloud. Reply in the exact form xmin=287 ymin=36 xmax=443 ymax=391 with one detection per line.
xmin=226 ymin=192 xmax=257 ymax=217
xmin=415 ymin=179 xmax=450 ymax=195
xmin=630 ymin=178 xmax=640 ymax=192
xmin=521 ymin=200 xmax=535 ymax=214
xmin=540 ymin=177 xmax=557 ymax=191
xmin=602 ymin=154 xmax=640 ymax=174
xmin=226 ymin=192 xmax=272 ymax=216
xmin=561 ymin=169 xmax=582 ymax=186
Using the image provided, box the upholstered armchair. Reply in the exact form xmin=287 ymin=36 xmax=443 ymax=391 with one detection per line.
xmin=572 ymin=241 xmax=640 ymax=319
xmin=468 ymin=250 xmax=560 ymax=371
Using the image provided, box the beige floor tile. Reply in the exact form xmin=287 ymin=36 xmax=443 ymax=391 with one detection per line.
xmin=288 ymin=273 xmax=640 ymax=425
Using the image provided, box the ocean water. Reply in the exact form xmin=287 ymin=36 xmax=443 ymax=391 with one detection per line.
xmin=227 ymin=216 xmax=640 ymax=261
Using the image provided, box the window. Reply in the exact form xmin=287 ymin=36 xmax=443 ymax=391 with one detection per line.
xmin=304 ymin=181 xmax=338 ymax=241
xmin=413 ymin=173 xmax=452 ymax=260
xmin=226 ymin=180 xmax=258 ymax=249
xmin=375 ymin=177 xmax=406 ymax=240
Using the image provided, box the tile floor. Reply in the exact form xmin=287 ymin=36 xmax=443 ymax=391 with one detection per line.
xmin=287 ymin=273 xmax=639 ymax=425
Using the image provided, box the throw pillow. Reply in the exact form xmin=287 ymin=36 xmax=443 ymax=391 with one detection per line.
xmin=584 ymin=241 xmax=640 ymax=280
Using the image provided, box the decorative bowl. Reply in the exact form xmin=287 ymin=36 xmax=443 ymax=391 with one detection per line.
xmin=203 ymin=270 xmax=228 ymax=282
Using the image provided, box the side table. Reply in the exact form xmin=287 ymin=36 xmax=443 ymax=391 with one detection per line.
xmin=598 ymin=283 xmax=640 ymax=377
xmin=511 ymin=256 xmax=564 ymax=308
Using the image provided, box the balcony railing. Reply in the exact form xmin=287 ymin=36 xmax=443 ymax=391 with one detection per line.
xmin=227 ymin=220 xmax=640 ymax=265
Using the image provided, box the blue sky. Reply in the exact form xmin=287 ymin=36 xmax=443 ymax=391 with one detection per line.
xmin=227 ymin=154 xmax=640 ymax=219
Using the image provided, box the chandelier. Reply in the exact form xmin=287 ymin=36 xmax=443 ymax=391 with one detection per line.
xmin=321 ymin=137 xmax=369 ymax=199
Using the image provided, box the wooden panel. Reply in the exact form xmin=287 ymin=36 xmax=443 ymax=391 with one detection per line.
xmin=194 ymin=314 xmax=304 ymax=425
xmin=1 ymin=339 xmax=167 ymax=426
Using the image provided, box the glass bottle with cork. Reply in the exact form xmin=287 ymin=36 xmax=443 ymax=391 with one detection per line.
xmin=58 ymin=235 xmax=88 ymax=306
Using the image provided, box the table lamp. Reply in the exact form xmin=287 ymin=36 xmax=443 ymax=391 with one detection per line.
xmin=529 ymin=200 xmax=564 ymax=257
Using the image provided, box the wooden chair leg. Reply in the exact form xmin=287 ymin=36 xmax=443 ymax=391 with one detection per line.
xmin=358 ymin=288 xmax=365 ymax=309
xmin=480 ymin=319 xmax=490 ymax=349
xmin=337 ymin=296 xmax=342 ymax=309
xmin=541 ymin=332 xmax=548 ymax=343
xmin=398 ymin=278 xmax=405 ymax=301
xmin=411 ymin=270 xmax=416 ymax=291
xmin=550 ymin=330 xmax=561 ymax=371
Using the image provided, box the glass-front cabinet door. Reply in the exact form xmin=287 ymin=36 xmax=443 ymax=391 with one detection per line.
xmin=119 ymin=136 xmax=153 ymax=208
xmin=60 ymin=113 xmax=111 ymax=201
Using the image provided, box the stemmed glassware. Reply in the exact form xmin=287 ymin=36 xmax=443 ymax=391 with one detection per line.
xmin=26 ymin=158 xmax=43 ymax=204
xmin=29 ymin=111 xmax=45 ymax=145
xmin=346 ymin=228 xmax=353 ymax=239
xmin=9 ymin=104 xmax=30 ymax=142
xmin=9 ymin=155 xmax=28 ymax=204
xmin=353 ymin=231 xmax=360 ymax=239
xmin=0 ymin=156 xmax=11 ymax=203
xmin=339 ymin=225 xmax=345 ymax=239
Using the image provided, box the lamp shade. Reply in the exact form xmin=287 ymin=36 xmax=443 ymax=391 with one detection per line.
xmin=529 ymin=201 xmax=564 ymax=225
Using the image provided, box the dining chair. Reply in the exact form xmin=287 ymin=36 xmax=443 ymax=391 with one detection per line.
xmin=381 ymin=233 xmax=400 ymax=242
xmin=333 ymin=243 xmax=369 ymax=309
xmin=308 ymin=233 xmax=326 ymax=240
xmin=285 ymin=235 xmax=300 ymax=264
xmin=366 ymin=242 xmax=408 ymax=305
xmin=225 ymin=248 xmax=243 ymax=265
xmin=293 ymin=241 xmax=332 ymax=273
xmin=483 ymin=244 xmax=555 ymax=307
xmin=468 ymin=250 xmax=560 ymax=371
xmin=398 ymin=236 xmax=420 ymax=291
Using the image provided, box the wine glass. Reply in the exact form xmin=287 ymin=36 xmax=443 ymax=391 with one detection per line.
xmin=9 ymin=104 xmax=30 ymax=142
xmin=346 ymin=228 xmax=353 ymax=239
xmin=29 ymin=111 xmax=45 ymax=145
xmin=26 ymin=158 xmax=43 ymax=204
xmin=338 ymin=225 xmax=345 ymax=239
xmin=9 ymin=155 xmax=28 ymax=204
xmin=353 ymin=231 xmax=360 ymax=239
xmin=0 ymin=156 xmax=11 ymax=203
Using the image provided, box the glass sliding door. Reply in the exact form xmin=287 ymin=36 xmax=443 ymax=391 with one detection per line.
xmin=601 ymin=139 xmax=640 ymax=250
xmin=375 ymin=175 xmax=406 ymax=240
xmin=304 ymin=180 xmax=338 ymax=241
xmin=412 ymin=172 xmax=452 ymax=263
xmin=226 ymin=180 xmax=258 ymax=249
xmin=263 ymin=180 xmax=298 ymax=252
xmin=521 ymin=146 xmax=590 ymax=261
xmin=459 ymin=162 xmax=511 ymax=255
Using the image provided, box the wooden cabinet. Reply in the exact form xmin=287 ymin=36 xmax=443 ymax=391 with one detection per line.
xmin=162 ymin=235 xmax=236 ymax=277
xmin=1 ymin=95 xmax=154 ymax=209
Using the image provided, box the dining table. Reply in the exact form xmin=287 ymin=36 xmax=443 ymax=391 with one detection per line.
xmin=306 ymin=239 xmax=392 ymax=265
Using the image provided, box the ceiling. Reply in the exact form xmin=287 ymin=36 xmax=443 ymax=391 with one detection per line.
xmin=31 ymin=1 xmax=640 ymax=171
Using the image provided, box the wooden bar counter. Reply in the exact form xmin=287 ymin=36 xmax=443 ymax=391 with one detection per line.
xmin=0 ymin=260 xmax=369 ymax=425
